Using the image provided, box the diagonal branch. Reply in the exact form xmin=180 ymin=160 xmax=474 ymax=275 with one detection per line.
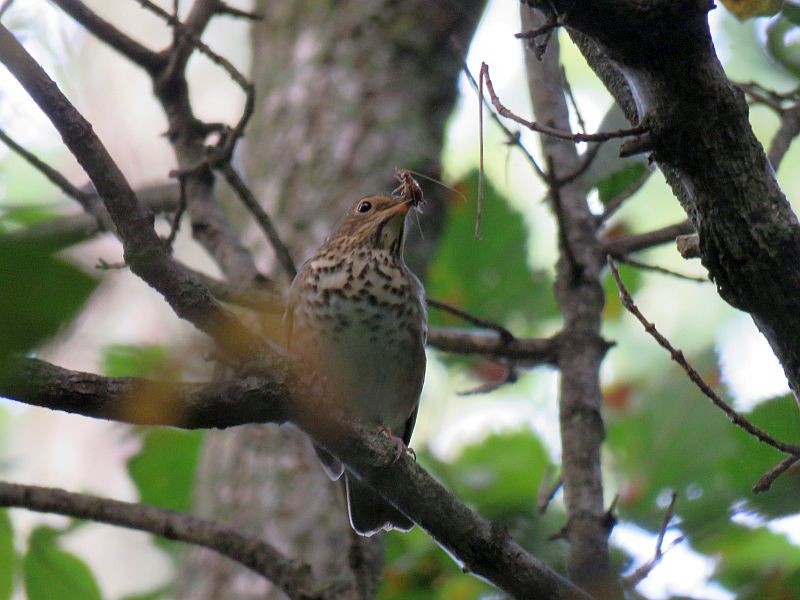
xmin=50 ymin=0 xmax=162 ymax=72
xmin=0 ymin=356 xmax=589 ymax=600
xmin=0 ymin=23 xmax=261 ymax=355
xmin=0 ymin=480 xmax=335 ymax=599
xmin=608 ymin=258 xmax=800 ymax=491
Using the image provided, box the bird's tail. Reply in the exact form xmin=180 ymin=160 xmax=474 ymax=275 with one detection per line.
xmin=345 ymin=474 xmax=413 ymax=536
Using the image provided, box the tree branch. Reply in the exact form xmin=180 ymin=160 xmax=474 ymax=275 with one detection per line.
xmin=0 ymin=24 xmax=261 ymax=355
xmin=49 ymin=0 xmax=163 ymax=73
xmin=0 ymin=356 xmax=589 ymax=600
xmin=602 ymin=220 xmax=694 ymax=256
xmin=608 ymin=259 xmax=800 ymax=489
xmin=0 ymin=480 xmax=337 ymax=599
xmin=542 ymin=0 xmax=800 ymax=398
xmin=521 ymin=6 xmax=618 ymax=596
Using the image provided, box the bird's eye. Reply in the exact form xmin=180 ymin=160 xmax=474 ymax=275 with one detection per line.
xmin=356 ymin=200 xmax=372 ymax=213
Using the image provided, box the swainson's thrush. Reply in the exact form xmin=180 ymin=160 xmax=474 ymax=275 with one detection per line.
xmin=285 ymin=177 xmax=427 ymax=536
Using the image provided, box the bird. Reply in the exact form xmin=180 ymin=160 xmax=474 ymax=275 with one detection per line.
xmin=284 ymin=173 xmax=427 ymax=536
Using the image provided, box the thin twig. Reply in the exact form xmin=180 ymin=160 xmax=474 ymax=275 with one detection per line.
xmin=457 ymin=362 xmax=518 ymax=396
xmin=597 ymin=167 xmax=653 ymax=224
xmin=608 ymin=258 xmax=800 ymax=459
xmin=460 ymin=60 xmax=545 ymax=180
xmin=753 ymin=455 xmax=800 ymax=493
xmin=163 ymin=174 xmax=188 ymax=253
xmin=624 ymin=492 xmax=680 ymax=587
xmin=561 ymin=65 xmax=586 ymax=134
xmin=0 ymin=127 xmax=94 ymax=209
xmin=51 ymin=0 xmax=162 ymax=72
xmin=615 ymin=256 xmax=708 ymax=283
xmin=537 ymin=468 xmax=562 ymax=514
xmin=515 ymin=16 xmax=559 ymax=61
xmin=477 ymin=63 xmax=486 ymax=239
xmin=0 ymin=0 xmax=15 ymax=19
xmin=219 ymin=163 xmax=297 ymax=280
xmin=217 ymin=3 xmax=262 ymax=20
xmin=768 ymin=104 xmax=800 ymax=170
xmin=601 ymin=220 xmax=695 ymax=256
xmin=137 ymin=0 xmax=255 ymax=167
xmin=547 ymin=155 xmax=580 ymax=281
xmin=427 ymin=298 xmax=514 ymax=343
xmin=481 ymin=62 xmax=648 ymax=144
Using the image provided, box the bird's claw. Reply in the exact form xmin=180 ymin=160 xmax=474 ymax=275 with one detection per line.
xmin=378 ymin=426 xmax=415 ymax=464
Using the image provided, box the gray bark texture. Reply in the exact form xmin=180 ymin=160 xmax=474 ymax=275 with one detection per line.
xmin=177 ymin=2 xmax=485 ymax=598
xmin=521 ymin=7 xmax=619 ymax=597
xmin=530 ymin=0 xmax=800 ymax=399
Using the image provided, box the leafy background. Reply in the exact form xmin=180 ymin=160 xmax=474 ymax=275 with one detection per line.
xmin=1 ymin=1 xmax=800 ymax=598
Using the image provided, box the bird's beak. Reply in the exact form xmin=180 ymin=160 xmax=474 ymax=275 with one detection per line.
xmin=382 ymin=198 xmax=412 ymax=219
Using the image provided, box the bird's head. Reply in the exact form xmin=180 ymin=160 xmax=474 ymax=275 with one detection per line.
xmin=326 ymin=194 xmax=415 ymax=256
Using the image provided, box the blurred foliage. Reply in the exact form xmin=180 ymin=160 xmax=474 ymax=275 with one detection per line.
xmin=607 ymin=347 xmax=800 ymax=594
xmin=596 ymin=164 xmax=647 ymax=207
xmin=23 ymin=525 xmax=102 ymax=600
xmin=127 ymin=428 xmax=203 ymax=514
xmin=722 ymin=0 xmax=784 ymax=19
xmin=101 ymin=344 xmax=170 ymax=378
xmin=1 ymin=3 xmax=800 ymax=599
xmin=426 ymin=170 xmax=557 ymax=330
xmin=0 ymin=237 xmax=96 ymax=382
xmin=0 ymin=510 xmax=13 ymax=600
xmin=767 ymin=2 xmax=800 ymax=77
xmin=380 ymin=431 xmax=570 ymax=599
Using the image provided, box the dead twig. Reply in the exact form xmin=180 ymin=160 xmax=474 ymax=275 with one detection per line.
xmin=426 ymin=298 xmax=514 ymax=344
xmin=457 ymin=362 xmax=518 ymax=396
xmin=218 ymin=164 xmax=297 ymax=280
xmin=481 ymin=63 xmax=648 ymax=144
xmin=608 ymin=258 xmax=800 ymax=492
xmin=537 ymin=467 xmax=562 ymax=514
xmin=614 ymin=256 xmax=708 ymax=283
xmin=624 ymin=492 xmax=681 ymax=587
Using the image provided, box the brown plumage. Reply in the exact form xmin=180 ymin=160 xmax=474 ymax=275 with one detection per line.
xmin=285 ymin=189 xmax=427 ymax=536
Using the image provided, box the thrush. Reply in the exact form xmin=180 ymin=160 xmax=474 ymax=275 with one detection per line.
xmin=284 ymin=176 xmax=427 ymax=536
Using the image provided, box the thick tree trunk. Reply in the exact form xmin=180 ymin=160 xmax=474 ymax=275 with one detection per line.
xmin=176 ymin=3 xmax=484 ymax=598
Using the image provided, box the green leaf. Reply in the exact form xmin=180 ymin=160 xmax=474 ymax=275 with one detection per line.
xmin=766 ymin=8 xmax=800 ymax=79
xmin=101 ymin=345 xmax=169 ymax=378
xmin=608 ymin=351 xmax=800 ymax=552
xmin=0 ymin=510 xmax=14 ymax=600
xmin=23 ymin=526 xmax=102 ymax=600
xmin=120 ymin=586 xmax=170 ymax=600
xmin=709 ymin=524 xmax=800 ymax=592
xmin=381 ymin=527 xmax=493 ymax=599
xmin=0 ymin=204 xmax=60 ymax=229
xmin=596 ymin=163 xmax=647 ymax=206
xmin=127 ymin=428 xmax=203 ymax=512
xmin=0 ymin=238 xmax=96 ymax=379
xmin=426 ymin=171 xmax=557 ymax=328
xmin=431 ymin=430 xmax=551 ymax=519
xmin=722 ymin=0 xmax=783 ymax=19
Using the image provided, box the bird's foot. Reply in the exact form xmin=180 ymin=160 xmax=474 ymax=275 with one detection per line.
xmin=378 ymin=426 xmax=415 ymax=463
